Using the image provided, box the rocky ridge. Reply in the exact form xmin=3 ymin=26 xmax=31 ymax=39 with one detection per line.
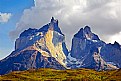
xmin=0 ymin=17 xmax=120 ymax=75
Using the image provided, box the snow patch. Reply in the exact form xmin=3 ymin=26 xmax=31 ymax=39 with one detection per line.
xmin=67 ymin=53 xmax=77 ymax=61
xmin=106 ymin=62 xmax=117 ymax=66
xmin=92 ymin=40 xmax=98 ymax=42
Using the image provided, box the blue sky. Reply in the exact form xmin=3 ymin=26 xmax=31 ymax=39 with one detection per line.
xmin=0 ymin=0 xmax=34 ymax=59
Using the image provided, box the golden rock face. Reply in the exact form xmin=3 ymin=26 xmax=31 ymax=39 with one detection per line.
xmin=44 ymin=28 xmax=67 ymax=68
xmin=14 ymin=24 xmax=67 ymax=69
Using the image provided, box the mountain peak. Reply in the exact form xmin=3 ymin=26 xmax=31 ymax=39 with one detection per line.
xmin=50 ymin=17 xmax=58 ymax=24
xmin=113 ymin=41 xmax=120 ymax=49
xmin=83 ymin=26 xmax=92 ymax=39
xmin=114 ymin=41 xmax=119 ymax=45
xmin=84 ymin=26 xmax=91 ymax=33
xmin=49 ymin=17 xmax=63 ymax=34
xmin=74 ymin=26 xmax=100 ymax=40
xmin=74 ymin=28 xmax=84 ymax=38
xmin=51 ymin=17 xmax=55 ymax=22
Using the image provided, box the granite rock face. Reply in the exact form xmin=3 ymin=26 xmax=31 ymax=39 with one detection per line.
xmin=0 ymin=17 xmax=68 ymax=75
xmin=100 ymin=42 xmax=121 ymax=68
xmin=70 ymin=26 xmax=105 ymax=59
xmin=68 ymin=26 xmax=118 ymax=70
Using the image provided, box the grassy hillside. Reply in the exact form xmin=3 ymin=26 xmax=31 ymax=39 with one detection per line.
xmin=0 ymin=68 xmax=121 ymax=81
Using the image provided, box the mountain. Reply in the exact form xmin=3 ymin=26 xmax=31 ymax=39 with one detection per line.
xmin=0 ymin=17 xmax=68 ymax=75
xmin=67 ymin=26 xmax=118 ymax=70
xmin=0 ymin=17 xmax=121 ymax=75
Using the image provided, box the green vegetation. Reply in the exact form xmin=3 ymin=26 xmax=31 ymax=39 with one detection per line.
xmin=0 ymin=68 xmax=121 ymax=81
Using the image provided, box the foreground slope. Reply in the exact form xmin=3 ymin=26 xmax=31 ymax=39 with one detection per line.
xmin=0 ymin=68 xmax=121 ymax=81
xmin=0 ymin=17 xmax=68 ymax=75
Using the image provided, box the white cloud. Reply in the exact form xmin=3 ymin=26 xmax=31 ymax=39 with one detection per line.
xmin=10 ymin=0 xmax=121 ymax=48
xmin=0 ymin=12 xmax=12 ymax=23
xmin=107 ymin=32 xmax=121 ymax=44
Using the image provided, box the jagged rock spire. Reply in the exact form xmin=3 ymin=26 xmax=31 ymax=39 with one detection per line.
xmin=50 ymin=17 xmax=63 ymax=34
xmin=51 ymin=17 xmax=55 ymax=22
xmin=113 ymin=41 xmax=120 ymax=49
xmin=84 ymin=26 xmax=91 ymax=34
xmin=74 ymin=26 xmax=100 ymax=40
xmin=74 ymin=26 xmax=92 ymax=39
xmin=50 ymin=17 xmax=58 ymax=25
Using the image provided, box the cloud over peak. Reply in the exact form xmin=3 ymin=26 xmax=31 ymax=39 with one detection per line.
xmin=9 ymin=0 xmax=121 ymax=48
